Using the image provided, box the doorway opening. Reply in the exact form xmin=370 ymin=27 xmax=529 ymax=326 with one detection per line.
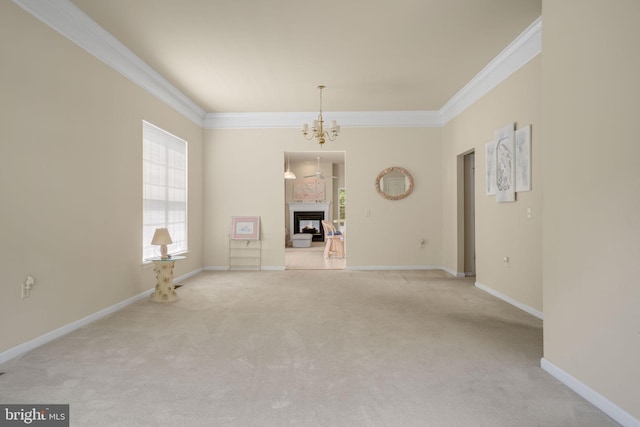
xmin=284 ymin=151 xmax=346 ymax=270
xmin=463 ymin=151 xmax=476 ymax=277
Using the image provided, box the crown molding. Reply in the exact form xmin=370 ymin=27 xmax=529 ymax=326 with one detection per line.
xmin=12 ymin=0 xmax=206 ymax=127
xmin=204 ymin=110 xmax=442 ymax=129
xmin=440 ymin=16 xmax=542 ymax=125
xmin=13 ymin=0 xmax=540 ymax=130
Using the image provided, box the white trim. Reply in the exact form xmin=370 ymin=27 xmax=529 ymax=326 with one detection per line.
xmin=209 ymin=265 xmax=448 ymax=273
xmin=0 ymin=268 xmax=202 ymax=364
xmin=475 ymin=281 xmax=543 ymax=319
xmin=261 ymin=266 xmax=285 ymax=271
xmin=0 ymin=289 xmax=152 ymax=364
xmin=209 ymin=265 xmax=462 ymax=272
xmin=440 ymin=17 xmax=542 ymax=125
xmin=346 ymin=265 xmax=444 ymax=271
xmin=203 ymin=266 xmax=284 ymax=271
xmin=11 ymin=0 xmax=206 ymax=126
xmin=203 ymin=266 xmax=228 ymax=271
xmin=541 ymin=358 xmax=640 ymax=427
xmin=441 ymin=266 xmax=466 ymax=278
xmin=204 ymin=110 xmax=442 ymax=129
xmin=174 ymin=267 xmax=203 ymax=283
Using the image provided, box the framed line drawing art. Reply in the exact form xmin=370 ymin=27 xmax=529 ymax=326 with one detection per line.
xmin=230 ymin=216 xmax=260 ymax=240
xmin=515 ymin=125 xmax=532 ymax=192
xmin=485 ymin=140 xmax=497 ymax=196
xmin=495 ymin=123 xmax=516 ymax=203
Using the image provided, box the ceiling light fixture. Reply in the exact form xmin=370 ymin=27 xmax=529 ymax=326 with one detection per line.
xmin=284 ymin=154 xmax=297 ymax=180
xmin=301 ymin=85 xmax=340 ymax=146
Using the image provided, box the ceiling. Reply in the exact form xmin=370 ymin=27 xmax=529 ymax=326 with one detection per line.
xmin=70 ymin=0 xmax=541 ymax=114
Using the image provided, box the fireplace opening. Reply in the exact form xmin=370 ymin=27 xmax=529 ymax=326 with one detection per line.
xmin=294 ymin=211 xmax=325 ymax=242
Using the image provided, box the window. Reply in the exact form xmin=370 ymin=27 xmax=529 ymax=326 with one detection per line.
xmin=142 ymin=121 xmax=187 ymax=261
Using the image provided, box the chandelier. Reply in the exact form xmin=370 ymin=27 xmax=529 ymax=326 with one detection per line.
xmin=301 ymin=85 xmax=340 ymax=146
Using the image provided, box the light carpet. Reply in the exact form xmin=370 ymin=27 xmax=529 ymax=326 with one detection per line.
xmin=0 ymin=270 xmax=618 ymax=426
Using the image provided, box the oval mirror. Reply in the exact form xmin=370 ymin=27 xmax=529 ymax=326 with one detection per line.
xmin=375 ymin=167 xmax=414 ymax=200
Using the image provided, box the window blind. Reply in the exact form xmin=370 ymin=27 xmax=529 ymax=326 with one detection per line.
xmin=142 ymin=121 xmax=187 ymax=261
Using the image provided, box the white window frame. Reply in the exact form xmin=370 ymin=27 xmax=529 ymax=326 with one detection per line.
xmin=142 ymin=121 xmax=188 ymax=261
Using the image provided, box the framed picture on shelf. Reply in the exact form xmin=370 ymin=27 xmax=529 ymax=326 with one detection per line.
xmin=230 ymin=216 xmax=260 ymax=240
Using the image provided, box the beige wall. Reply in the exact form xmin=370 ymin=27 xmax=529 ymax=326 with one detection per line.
xmin=442 ymin=56 xmax=542 ymax=311
xmin=542 ymin=0 xmax=640 ymax=418
xmin=204 ymin=127 xmax=442 ymax=269
xmin=0 ymin=3 xmax=204 ymax=353
xmin=347 ymin=128 xmax=442 ymax=268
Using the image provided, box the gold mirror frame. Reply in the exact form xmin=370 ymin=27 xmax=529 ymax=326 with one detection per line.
xmin=375 ymin=166 xmax=414 ymax=200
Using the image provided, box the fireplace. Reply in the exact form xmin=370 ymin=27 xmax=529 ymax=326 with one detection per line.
xmin=294 ymin=211 xmax=324 ymax=241
xmin=288 ymin=202 xmax=331 ymax=243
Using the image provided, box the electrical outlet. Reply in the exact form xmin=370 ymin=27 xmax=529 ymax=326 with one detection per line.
xmin=22 ymin=276 xmax=35 ymax=299
xmin=21 ymin=283 xmax=30 ymax=298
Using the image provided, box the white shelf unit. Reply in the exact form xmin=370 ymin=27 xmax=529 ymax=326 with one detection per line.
xmin=228 ymin=238 xmax=261 ymax=271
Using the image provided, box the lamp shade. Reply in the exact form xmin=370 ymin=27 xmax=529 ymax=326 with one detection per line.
xmin=151 ymin=228 xmax=173 ymax=245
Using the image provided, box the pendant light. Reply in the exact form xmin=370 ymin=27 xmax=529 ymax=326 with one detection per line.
xmin=284 ymin=154 xmax=297 ymax=180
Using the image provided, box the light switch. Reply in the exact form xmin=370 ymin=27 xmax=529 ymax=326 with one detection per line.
xmin=527 ymin=207 xmax=532 ymax=219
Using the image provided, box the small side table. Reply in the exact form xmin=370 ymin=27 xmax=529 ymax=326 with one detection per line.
xmin=148 ymin=256 xmax=186 ymax=303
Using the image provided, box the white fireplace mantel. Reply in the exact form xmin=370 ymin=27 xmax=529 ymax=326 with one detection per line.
xmin=288 ymin=202 xmax=330 ymax=235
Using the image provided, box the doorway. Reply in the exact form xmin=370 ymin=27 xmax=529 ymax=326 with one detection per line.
xmin=463 ymin=152 xmax=476 ymax=276
xmin=284 ymin=151 xmax=346 ymax=270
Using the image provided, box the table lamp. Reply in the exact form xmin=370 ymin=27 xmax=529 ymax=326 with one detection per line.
xmin=151 ymin=228 xmax=173 ymax=259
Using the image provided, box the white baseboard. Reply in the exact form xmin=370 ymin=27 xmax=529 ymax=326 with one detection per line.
xmin=441 ymin=266 xmax=466 ymax=278
xmin=175 ymin=267 xmax=203 ymax=283
xmin=541 ymin=358 xmax=640 ymax=427
xmin=261 ymin=266 xmax=285 ymax=271
xmin=0 ymin=268 xmax=202 ymax=365
xmin=203 ymin=266 xmax=284 ymax=271
xmin=346 ymin=265 xmax=443 ymax=271
xmin=208 ymin=265 xmax=452 ymax=272
xmin=474 ymin=281 xmax=543 ymax=320
xmin=0 ymin=289 xmax=151 ymax=364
